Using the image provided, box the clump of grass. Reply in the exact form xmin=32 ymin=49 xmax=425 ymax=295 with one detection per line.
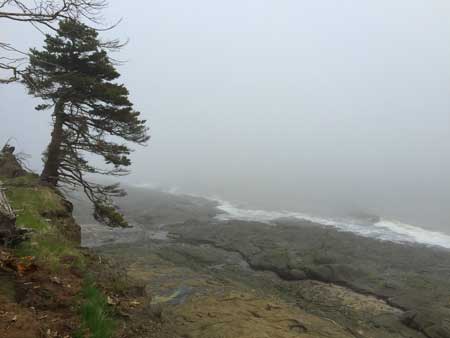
xmin=5 ymin=178 xmax=66 ymax=231
xmin=14 ymin=233 xmax=86 ymax=271
xmin=1 ymin=173 xmax=39 ymax=187
xmin=75 ymin=280 xmax=116 ymax=338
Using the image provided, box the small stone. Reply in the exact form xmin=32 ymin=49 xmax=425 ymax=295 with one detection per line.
xmin=50 ymin=276 xmax=62 ymax=285
xmin=266 ymin=303 xmax=281 ymax=311
xmin=107 ymin=296 xmax=118 ymax=305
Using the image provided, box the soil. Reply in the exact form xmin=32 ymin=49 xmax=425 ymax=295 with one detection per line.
xmin=0 ymin=249 xmax=82 ymax=338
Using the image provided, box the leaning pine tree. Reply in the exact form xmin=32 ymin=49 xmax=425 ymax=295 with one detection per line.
xmin=24 ymin=19 xmax=149 ymax=227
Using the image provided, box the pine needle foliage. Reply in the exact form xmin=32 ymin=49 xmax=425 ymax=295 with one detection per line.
xmin=24 ymin=19 xmax=149 ymax=226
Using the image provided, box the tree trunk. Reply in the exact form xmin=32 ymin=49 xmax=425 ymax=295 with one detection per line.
xmin=40 ymin=100 xmax=65 ymax=186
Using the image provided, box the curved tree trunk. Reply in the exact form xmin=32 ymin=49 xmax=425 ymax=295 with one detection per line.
xmin=40 ymin=100 xmax=65 ymax=186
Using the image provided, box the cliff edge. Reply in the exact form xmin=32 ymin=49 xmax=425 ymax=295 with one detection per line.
xmin=0 ymin=148 xmax=154 ymax=338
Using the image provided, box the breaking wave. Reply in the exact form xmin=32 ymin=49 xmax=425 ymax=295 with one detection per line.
xmin=215 ymin=200 xmax=450 ymax=249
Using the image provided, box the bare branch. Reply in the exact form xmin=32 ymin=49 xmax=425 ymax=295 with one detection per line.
xmin=0 ymin=0 xmax=116 ymax=83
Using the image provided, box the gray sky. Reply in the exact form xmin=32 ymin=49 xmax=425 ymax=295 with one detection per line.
xmin=1 ymin=0 xmax=450 ymax=231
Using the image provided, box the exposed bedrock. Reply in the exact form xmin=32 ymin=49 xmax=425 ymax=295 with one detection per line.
xmin=164 ymin=219 xmax=450 ymax=338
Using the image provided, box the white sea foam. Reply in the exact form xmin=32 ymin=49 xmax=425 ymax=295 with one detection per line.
xmin=215 ymin=201 xmax=450 ymax=249
xmin=126 ymin=185 xmax=450 ymax=250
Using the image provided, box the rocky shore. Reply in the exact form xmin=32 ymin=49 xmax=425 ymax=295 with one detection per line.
xmin=81 ymin=186 xmax=450 ymax=338
xmin=4 ymin=164 xmax=446 ymax=338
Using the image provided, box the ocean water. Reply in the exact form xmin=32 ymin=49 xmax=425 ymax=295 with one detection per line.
xmin=127 ymin=184 xmax=450 ymax=250
xmin=214 ymin=200 xmax=450 ymax=250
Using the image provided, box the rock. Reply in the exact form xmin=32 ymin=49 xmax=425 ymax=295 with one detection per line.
xmin=168 ymin=292 xmax=351 ymax=338
xmin=288 ymin=268 xmax=307 ymax=280
xmin=157 ymin=219 xmax=450 ymax=337
xmin=305 ymin=265 xmax=334 ymax=281
xmin=265 ymin=303 xmax=282 ymax=311
xmin=400 ymin=311 xmax=419 ymax=328
xmin=50 ymin=276 xmax=62 ymax=285
xmin=107 ymin=295 xmax=118 ymax=305
xmin=288 ymin=319 xmax=307 ymax=333
xmin=425 ymin=324 xmax=450 ymax=338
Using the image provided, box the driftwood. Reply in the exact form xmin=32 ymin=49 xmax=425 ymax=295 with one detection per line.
xmin=0 ymin=182 xmax=15 ymax=218
xmin=0 ymin=180 xmax=17 ymax=245
xmin=0 ymin=144 xmax=30 ymax=245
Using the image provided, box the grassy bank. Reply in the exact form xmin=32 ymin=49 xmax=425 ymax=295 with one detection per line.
xmin=1 ymin=173 xmax=117 ymax=338
xmin=4 ymin=174 xmax=85 ymax=269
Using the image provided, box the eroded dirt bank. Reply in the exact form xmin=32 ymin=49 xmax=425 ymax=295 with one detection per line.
xmin=0 ymin=157 xmax=159 ymax=338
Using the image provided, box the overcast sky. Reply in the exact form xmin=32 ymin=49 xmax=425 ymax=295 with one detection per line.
xmin=1 ymin=0 xmax=450 ymax=232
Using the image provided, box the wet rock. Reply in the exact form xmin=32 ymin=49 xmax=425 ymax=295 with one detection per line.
xmin=425 ymin=323 xmax=450 ymax=338
xmin=162 ymin=219 xmax=450 ymax=338
xmin=288 ymin=268 xmax=307 ymax=280
xmin=304 ymin=264 xmax=366 ymax=284
xmin=304 ymin=264 xmax=335 ymax=281
xmin=401 ymin=311 xmax=419 ymax=329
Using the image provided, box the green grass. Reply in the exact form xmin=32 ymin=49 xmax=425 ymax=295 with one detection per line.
xmin=3 ymin=175 xmax=115 ymax=337
xmin=4 ymin=176 xmax=66 ymax=231
xmin=14 ymin=233 xmax=86 ymax=271
xmin=1 ymin=173 xmax=39 ymax=187
xmin=2 ymin=174 xmax=85 ymax=270
xmin=75 ymin=280 xmax=116 ymax=338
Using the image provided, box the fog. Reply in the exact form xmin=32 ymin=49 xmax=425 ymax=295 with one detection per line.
xmin=1 ymin=1 xmax=450 ymax=232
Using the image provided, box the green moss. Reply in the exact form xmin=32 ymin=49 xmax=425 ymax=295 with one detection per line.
xmin=75 ymin=280 xmax=116 ymax=338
